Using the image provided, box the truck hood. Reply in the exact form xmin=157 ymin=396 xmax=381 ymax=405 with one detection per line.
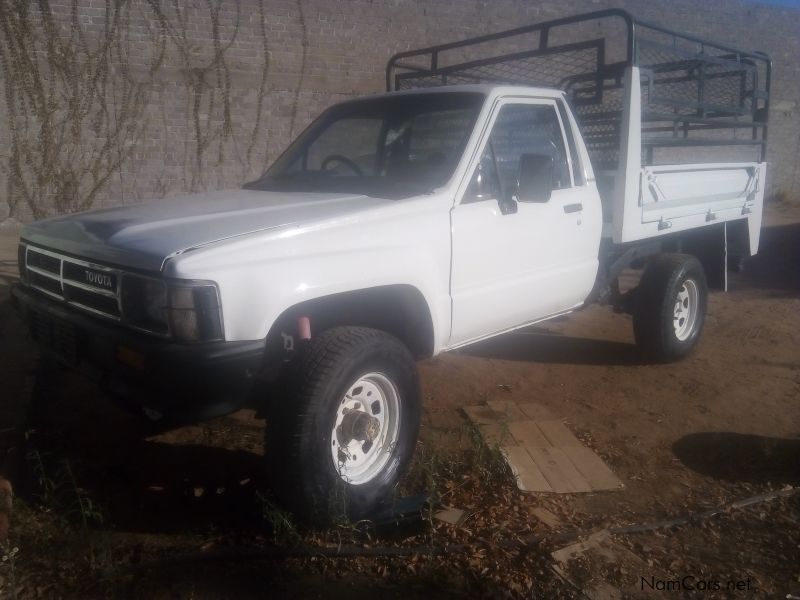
xmin=21 ymin=189 xmax=390 ymax=272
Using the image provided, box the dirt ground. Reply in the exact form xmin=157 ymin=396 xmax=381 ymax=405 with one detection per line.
xmin=0 ymin=202 xmax=798 ymax=598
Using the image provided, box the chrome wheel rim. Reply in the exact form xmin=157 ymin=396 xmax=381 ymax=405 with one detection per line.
xmin=673 ymin=279 xmax=699 ymax=341
xmin=330 ymin=372 xmax=400 ymax=486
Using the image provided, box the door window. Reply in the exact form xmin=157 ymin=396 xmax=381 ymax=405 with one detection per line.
xmin=465 ymin=102 xmax=572 ymax=202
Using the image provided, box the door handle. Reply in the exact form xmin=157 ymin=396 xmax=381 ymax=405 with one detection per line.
xmin=563 ymin=203 xmax=583 ymax=214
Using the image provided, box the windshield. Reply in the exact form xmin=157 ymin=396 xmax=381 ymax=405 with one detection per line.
xmin=245 ymin=92 xmax=485 ymax=199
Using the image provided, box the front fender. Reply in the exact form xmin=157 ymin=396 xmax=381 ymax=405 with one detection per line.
xmin=163 ymin=196 xmax=453 ymax=353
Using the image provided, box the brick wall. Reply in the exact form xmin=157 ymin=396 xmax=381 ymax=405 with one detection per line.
xmin=0 ymin=0 xmax=797 ymax=222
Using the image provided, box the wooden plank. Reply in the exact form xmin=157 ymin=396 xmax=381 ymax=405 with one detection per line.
xmin=486 ymin=400 xmax=526 ymax=420
xmin=552 ymin=530 xmax=658 ymax=599
xmin=526 ymin=446 xmax=593 ymax=493
xmin=552 ymin=530 xmax=614 ymax=566
xmin=536 ymin=419 xmax=582 ymax=447
xmin=530 ymin=506 xmax=561 ymax=529
xmin=467 ymin=402 xmax=623 ymax=495
xmin=507 ymin=420 xmax=550 ymax=447
xmin=434 ymin=507 xmax=468 ymax=526
xmin=516 ymin=402 xmax=558 ymax=421
xmin=560 ymin=445 xmax=624 ymax=491
xmin=501 ymin=445 xmax=552 ymax=492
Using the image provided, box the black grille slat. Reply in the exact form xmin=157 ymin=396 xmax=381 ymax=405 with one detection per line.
xmin=63 ymin=284 xmax=121 ymax=316
xmin=27 ymin=250 xmax=61 ymax=274
xmin=28 ymin=270 xmax=62 ymax=295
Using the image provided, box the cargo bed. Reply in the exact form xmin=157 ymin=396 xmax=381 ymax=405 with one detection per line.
xmin=386 ymin=9 xmax=770 ymax=254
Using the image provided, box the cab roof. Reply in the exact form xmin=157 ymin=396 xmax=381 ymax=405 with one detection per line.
xmin=341 ymin=84 xmax=567 ymax=105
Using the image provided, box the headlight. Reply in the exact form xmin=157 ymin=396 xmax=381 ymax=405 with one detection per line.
xmin=121 ymin=275 xmax=169 ymax=334
xmin=121 ymin=275 xmax=223 ymax=341
xmin=167 ymin=283 xmax=224 ymax=341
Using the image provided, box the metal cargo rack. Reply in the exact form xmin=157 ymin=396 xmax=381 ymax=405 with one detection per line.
xmin=385 ymin=9 xmax=771 ymax=172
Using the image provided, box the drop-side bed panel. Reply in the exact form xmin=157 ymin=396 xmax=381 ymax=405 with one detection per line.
xmin=611 ymin=161 xmax=765 ymax=254
xmin=640 ymin=163 xmax=761 ymax=222
xmin=610 ymin=66 xmax=766 ymax=254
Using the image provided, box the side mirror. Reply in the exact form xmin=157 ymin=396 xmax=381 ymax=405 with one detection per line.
xmin=516 ymin=153 xmax=553 ymax=203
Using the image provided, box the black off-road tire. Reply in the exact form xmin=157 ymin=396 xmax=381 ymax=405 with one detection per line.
xmin=265 ymin=326 xmax=421 ymax=523
xmin=633 ymin=254 xmax=708 ymax=362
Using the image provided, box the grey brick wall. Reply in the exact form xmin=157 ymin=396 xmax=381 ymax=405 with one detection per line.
xmin=0 ymin=0 xmax=797 ymax=222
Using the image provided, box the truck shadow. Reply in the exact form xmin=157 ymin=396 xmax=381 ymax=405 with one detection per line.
xmin=460 ymin=331 xmax=645 ymax=366
xmin=15 ymin=378 xmax=274 ymax=534
xmin=78 ymin=440 xmax=269 ymax=533
xmin=730 ymin=222 xmax=800 ymax=295
xmin=673 ymin=432 xmax=800 ymax=485
xmin=19 ymin=424 xmax=272 ymax=534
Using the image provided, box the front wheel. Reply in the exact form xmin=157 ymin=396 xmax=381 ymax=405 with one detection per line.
xmin=633 ymin=254 xmax=708 ymax=362
xmin=265 ymin=327 xmax=421 ymax=523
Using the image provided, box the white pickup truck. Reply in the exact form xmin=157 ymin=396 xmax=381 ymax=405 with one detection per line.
xmin=11 ymin=10 xmax=769 ymax=519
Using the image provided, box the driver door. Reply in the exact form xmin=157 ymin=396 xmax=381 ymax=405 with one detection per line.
xmin=448 ymin=97 xmax=598 ymax=347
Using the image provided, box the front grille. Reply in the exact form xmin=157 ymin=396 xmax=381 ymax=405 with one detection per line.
xmin=24 ymin=245 xmax=123 ymax=322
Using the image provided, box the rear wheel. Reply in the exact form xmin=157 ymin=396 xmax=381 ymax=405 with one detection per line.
xmin=633 ymin=254 xmax=708 ymax=362
xmin=265 ymin=326 xmax=420 ymax=523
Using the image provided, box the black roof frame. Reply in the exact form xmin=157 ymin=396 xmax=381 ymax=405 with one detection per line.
xmin=385 ymin=9 xmax=772 ymax=164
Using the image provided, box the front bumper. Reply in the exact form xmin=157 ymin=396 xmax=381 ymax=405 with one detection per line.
xmin=11 ymin=283 xmax=266 ymax=422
